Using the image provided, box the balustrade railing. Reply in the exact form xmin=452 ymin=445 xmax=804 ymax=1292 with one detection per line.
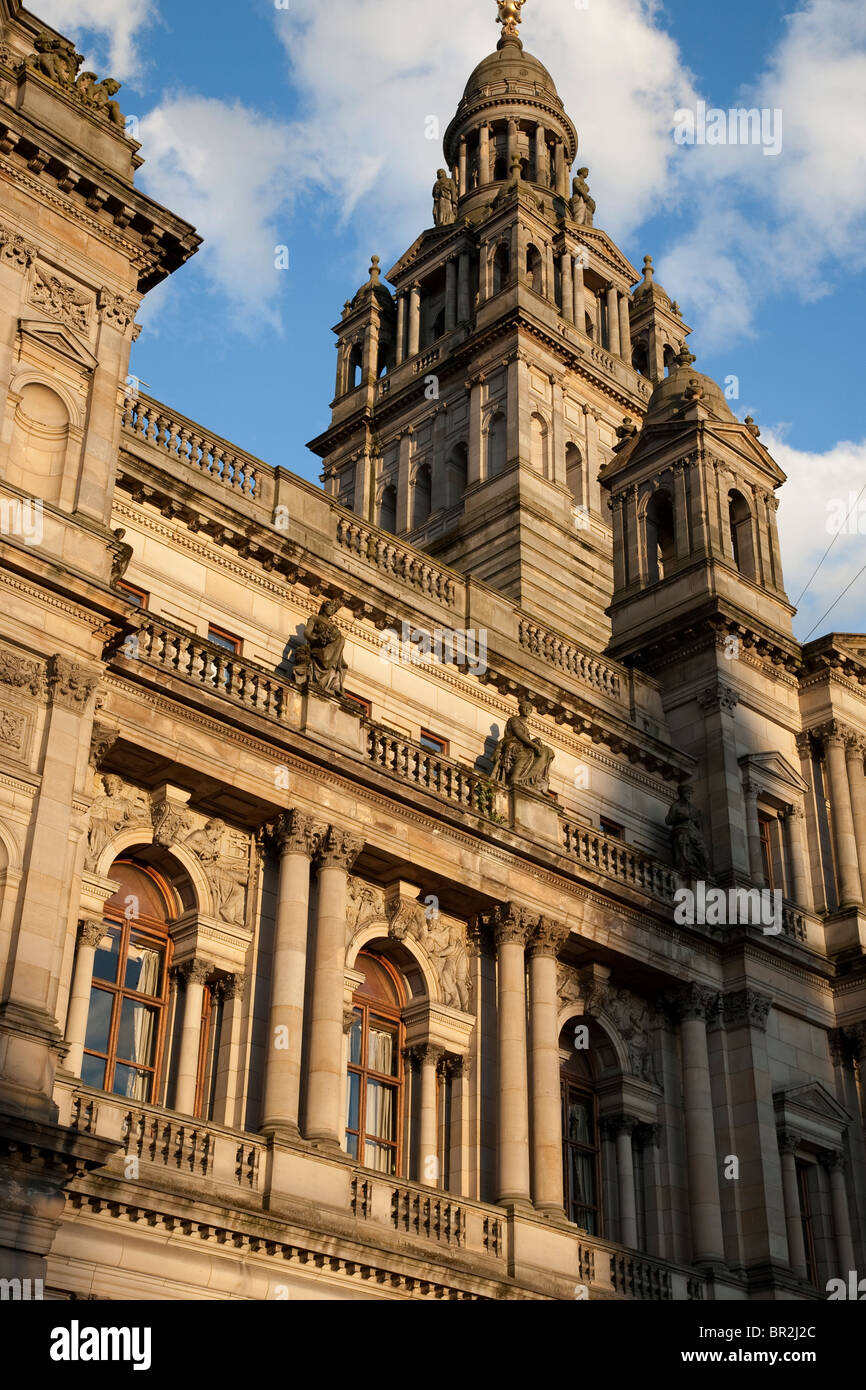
xmin=518 ymin=618 xmax=623 ymax=700
xmin=123 ymin=617 xmax=292 ymax=720
xmin=562 ymin=819 xmax=676 ymax=902
xmin=366 ymin=723 xmax=500 ymax=819
xmin=391 ymin=1187 xmax=465 ymax=1247
xmin=335 ymin=515 xmax=458 ymax=606
xmin=121 ymin=392 xmax=270 ymax=502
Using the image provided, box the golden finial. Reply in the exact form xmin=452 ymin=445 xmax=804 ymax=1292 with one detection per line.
xmin=497 ymin=0 xmax=525 ymax=40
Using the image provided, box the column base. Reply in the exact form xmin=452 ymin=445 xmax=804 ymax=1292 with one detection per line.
xmin=496 ymin=1195 xmax=535 ymax=1217
xmin=260 ymin=1120 xmax=301 ymax=1143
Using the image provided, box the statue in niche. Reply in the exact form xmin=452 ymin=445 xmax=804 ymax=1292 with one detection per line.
xmin=570 ymin=167 xmax=595 ymax=226
xmin=665 ymin=784 xmax=710 ymax=879
xmin=185 ymin=819 xmax=246 ymax=926
xmin=432 ymin=169 xmax=458 ymax=227
xmin=292 ymin=599 xmax=348 ymax=696
xmin=607 ymin=988 xmax=657 ymax=1085
xmin=490 ymin=700 xmax=554 ymax=793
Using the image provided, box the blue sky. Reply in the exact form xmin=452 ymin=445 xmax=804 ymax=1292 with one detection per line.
xmin=39 ymin=0 xmax=866 ymax=640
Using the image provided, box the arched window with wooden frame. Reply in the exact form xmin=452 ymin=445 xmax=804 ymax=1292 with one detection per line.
xmin=346 ymin=951 xmax=405 ymax=1174
xmin=561 ymin=1048 xmax=602 ymax=1234
xmin=81 ymin=861 xmax=175 ymax=1103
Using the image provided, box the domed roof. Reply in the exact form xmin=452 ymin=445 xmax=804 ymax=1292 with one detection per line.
xmin=462 ymin=37 xmax=560 ymax=106
xmin=644 ymin=349 xmax=737 ymax=424
xmin=351 ymin=255 xmax=393 ymax=314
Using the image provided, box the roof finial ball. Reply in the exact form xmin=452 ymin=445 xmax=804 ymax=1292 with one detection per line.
xmin=497 ymin=0 xmax=525 ymax=47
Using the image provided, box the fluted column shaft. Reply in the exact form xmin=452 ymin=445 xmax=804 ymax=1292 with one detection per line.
xmin=261 ymin=811 xmax=323 ymax=1137
xmin=174 ymin=959 xmax=212 ymax=1115
xmin=528 ymin=919 xmax=569 ymax=1213
xmin=493 ymin=905 xmax=533 ymax=1206
xmin=415 ymin=1045 xmax=443 ymax=1187
xmin=305 ymin=827 xmax=362 ymax=1145
xmin=824 ymin=732 xmax=862 ymax=907
xmin=779 ymin=1137 xmax=808 ymax=1278
xmin=65 ymin=919 xmax=105 ymax=1076
xmin=675 ymin=987 xmax=725 ymax=1262
xmin=783 ymin=804 xmax=814 ymax=911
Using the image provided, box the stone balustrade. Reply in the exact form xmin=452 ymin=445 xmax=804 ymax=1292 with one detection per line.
xmin=562 ymin=818 xmax=677 ymax=903
xmin=366 ymin=723 xmax=502 ymax=820
xmin=122 ymin=617 xmax=292 ymax=720
xmin=519 ymin=617 xmax=623 ymax=700
xmin=335 ymin=515 xmax=459 ymax=607
xmin=121 ymin=392 xmax=272 ymax=507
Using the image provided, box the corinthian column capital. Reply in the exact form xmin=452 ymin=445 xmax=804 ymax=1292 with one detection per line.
xmin=528 ymin=916 xmax=570 ymax=957
xmin=316 ymin=825 xmax=363 ymax=871
xmin=666 ymin=981 xmax=720 ymax=1024
xmin=488 ymin=901 xmax=538 ymax=949
xmin=268 ymin=808 xmax=327 ymax=859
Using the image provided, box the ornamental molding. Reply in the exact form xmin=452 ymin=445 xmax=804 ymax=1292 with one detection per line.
xmin=697 ymin=682 xmax=739 ymax=713
xmin=47 ymin=654 xmax=98 ymax=709
xmin=263 ymin=808 xmax=326 ymax=860
xmin=29 ymin=266 xmax=91 ymax=333
xmin=0 ymin=221 xmax=37 ymax=269
xmin=722 ymin=987 xmax=772 ymax=1032
xmin=316 ymin=825 xmax=363 ymax=871
xmin=0 ymin=647 xmax=44 ymax=698
xmin=98 ymin=287 xmax=138 ymax=332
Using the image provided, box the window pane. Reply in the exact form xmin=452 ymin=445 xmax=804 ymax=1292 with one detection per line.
xmin=364 ymin=1140 xmax=396 ymax=1174
xmin=92 ymin=926 xmax=120 ymax=983
xmin=365 ymin=1079 xmax=396 ymax=1142
xmin=113 ymin=1062 xmax=152 ymax=1103
xmin=81 ymin=1053 xmax=106 ymax=1089
xmin=568 ymin=1149 xmax=596 ymax=1210
xmin=345 ymin=1132 xmax=358 ymax=1159
xmin=84 ymin=986 xmax=113 ymax=1054
xmin=346 ymin=1071 xmax=360 ymax=1132
xmin=368 ymin=1021 xmax=396 ymax=1075
xmin=124 ymin=937 xmax=163 ymax=995
xmin=348 ymin=1010 xmax=362 ymax=1065
xmin=566 ymin=1098 xmax=593 ymax=1144
xmin=116 ymin=997 xmax=158 ymax=1068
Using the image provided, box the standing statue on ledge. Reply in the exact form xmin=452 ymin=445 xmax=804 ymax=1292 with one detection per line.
xmin=570 ymin=167 xmax=595 ymax=226
xmin=491 ymin=700 xmax=554 ymax=793
xmin=432 ymin=169 xmax=458 ymax=226
xmin=292 ymin=598 xmax=348 ymax=696
xmin=665 ymin=784 xmax=710 ymax=878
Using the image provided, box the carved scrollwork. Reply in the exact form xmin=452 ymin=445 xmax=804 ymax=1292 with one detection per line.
xmin=30 ymin=267 xmax=91 ymax=332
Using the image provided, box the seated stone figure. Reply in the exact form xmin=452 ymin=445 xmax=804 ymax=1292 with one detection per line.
xmin=292 ymin=598 xmax=348 ymax=696
xmin=491 ymin=700 xmax=554 ymax=793
xmin=665 ymin=784 xmax=710 ymax=878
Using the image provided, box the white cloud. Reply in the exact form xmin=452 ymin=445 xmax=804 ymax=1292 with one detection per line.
xmin=32 ymin=0 xmax=156 ymax=82
xmin=769 ymin=430 xmax=866 ymax=638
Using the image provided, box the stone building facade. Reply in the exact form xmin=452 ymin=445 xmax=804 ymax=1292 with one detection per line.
xmin=0 ymin=0 xmax=864 ymax=1301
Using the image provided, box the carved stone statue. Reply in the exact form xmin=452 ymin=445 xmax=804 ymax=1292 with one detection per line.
xmin=85 ymin=76 xmax=125 ymax=129
xmin=491 ymin=700 xmax=554 ymax=793
xmin=665 ymin=784 xmax=710 ymax=879
xmin=110 ymin=527 xmax=133 ymax=585
xmin=607 ymin=987 xmax=657 ymax=1085
xmin=292 ymin=599 xmax=348 ymax=696
xmin=30 ymin=33 xmax=82 ymax=87
xmin=570 ymin=167 xmax=595 ymax=226
xmin=497 ymin=0 xmax=525 ymax=38
xmin=419 ymin=911 xmax=471 ymax=1012
xmin=185 ymin=820 xmax=246 ymax=926
xmin=432 ymin=169 xmax=458 ymax=227
xmin=86 ymin=774 xmax=148 ymax=867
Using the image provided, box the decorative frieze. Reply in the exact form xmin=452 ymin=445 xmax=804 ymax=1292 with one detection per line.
xmin=0 ymin=222 xmax=37 ymax=269
xmin=30 ymin=266 xmax=91 ymax=332
xmin=697 ymin=682 xmax=739 ymax=713
xmin=0 ymin=647 xmax=43 ymax=697
xmin=98 ymin=287 xmax=137 ymax=332
xmin=47 ymin=655 xmax=98 ymax=709
xmin=184 ymin=820 xmax=248 ymax=927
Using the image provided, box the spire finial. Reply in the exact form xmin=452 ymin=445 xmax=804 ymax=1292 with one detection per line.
xmin=369 ymin=255 xmax=380 ymax=285
xmin=642 ymin=254 xmax=654 ymax=282
xmin=497 ymin=0 xmax=525 ymax=41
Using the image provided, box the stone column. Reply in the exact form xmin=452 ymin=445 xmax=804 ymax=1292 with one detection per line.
xmin=407 ymin=283 xmax=421 ymax=359
xmin=618 ymin=293 xmax=631 ymax=361
xmin=554 ymin=141 xmax=566 ymax=196
xmin=781 ymin=803 xmax=814 ymax=911
xmin=605 ymin=287 xmax=621 ymax=356
xmin=845 ymin=735 xmax=866 ymax=904
xmin=467 ymin=374 xmax=483 ymax=485
xmin=823 ymin=1152 xmax=856 ymax=1274
xmin=822 ymin=725 xmax=863 ymax=908
xmin=174 ymin=959 xmax=212 ymax=1116
xmin=213 ymin=972 xmax=246 ymax=1129
xmin=641 ymin=1123 xmax=666 ymax=1258
xmin=361 ymin=307 xmax=379 ymax=385
xmin=335 ymin=341 xmax=347 ymax=397
xmin=778 ymin=1132 xmax=808 ymax=1278
xmin=445 ymin=259 xmax=457 ymax=332
xmin=527 ymin=918 xmax=569 ymax=1215
xmin=534 ymin=123 xmax=546 ymax=183
xmin=479 ymin=124 xmax=490 ymax=184
xmin=671 ymin=985 xmax=726 ymax=1263
xmin=395 ymin=293 xmax=406 ymax=365
xmin=573 ymin=258 xmax=585 ymax=334
xmin=304 ymin=826 xmax=363 ymax=1146
xmin=612 ymin=1116 xmax=639 ymax=1248
xmin=458 ymin=137 xmax=467 ymax=196
xmin=64 ymin=918 xmax=105 ymax=1077
xmin=415 ymin=1044 xmax=443 ymax=1186
xmin=261 ymin=810 xmax=324 ymax=1138
xmin=743 ymin=782 xmax=766 ymax=885
xmin=448 ymin=1056 xmax=472 ymax=1197
xmin=848 ymin=1025 xmax=866 ymax=1136
xmin=492 ymin=903 xmax=534 ymax=1207
xmin=560 ymin=250 xmax=574 ymax=323
xmin=506 ymin=120 xmax=517 ymax=174
xmin=457 ymin=252 xmax=471 ymax=322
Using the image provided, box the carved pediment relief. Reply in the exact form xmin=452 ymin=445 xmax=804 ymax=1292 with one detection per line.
xmin=17 ymin=318 xmax=98 ymax=371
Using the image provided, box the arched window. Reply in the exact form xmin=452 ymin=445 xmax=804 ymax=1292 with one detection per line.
xmin=493 ymin=154 xmax=508 ymax=181
xmin=728 ymin=488 xmax=756 ymax=579
xmin=446 ymin=442 xmax=468 ymax=508
xmin=349 ymin=343 xmax=363 ymax=390
xmin=486 ymin=411 xmax=506 ymax=478
xmin=663 ymin=343 xmax=676 ymax=376
xmin=645 ymin=489 xmax=675 ymax=582
xmin=378 ymin=483 xmax=397 ymax=533
xmin=412 ymin=464 xmax=432 ymax=529
xmin=584 ymin=309 xmax=596 ymax=341
xmin=530 ymin=413 xmax=548 ymax=476
xmin=632 ymin=339 xmax=649 ymax=376
xmin=346 ymin=951 xmax=405 ymax=1173
xmin=565 ymin=442 xmax=583 ymax=506
xmin=492 ymin=243 xmax=510 ymax=294
xmin=525 ymin=243 xmax=543 ymax=294
xmin=561 ymin=1048 xmax=601 ymax=1234
xmin=81 ymin=862 xmax=174 ymax=1102
xmin=431 ymin=306 xmax=446 ymax=342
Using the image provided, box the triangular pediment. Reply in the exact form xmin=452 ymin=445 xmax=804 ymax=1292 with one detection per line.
xmin=739 ymin=750 xmax=808 ymax=796
xmin=18 ymin=318 xmax=98 ymax=371
xmin=579 ymin=226 xmax=640 ymax=286
xmin=774 ymin=1081 xmax=851 ymax=1126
